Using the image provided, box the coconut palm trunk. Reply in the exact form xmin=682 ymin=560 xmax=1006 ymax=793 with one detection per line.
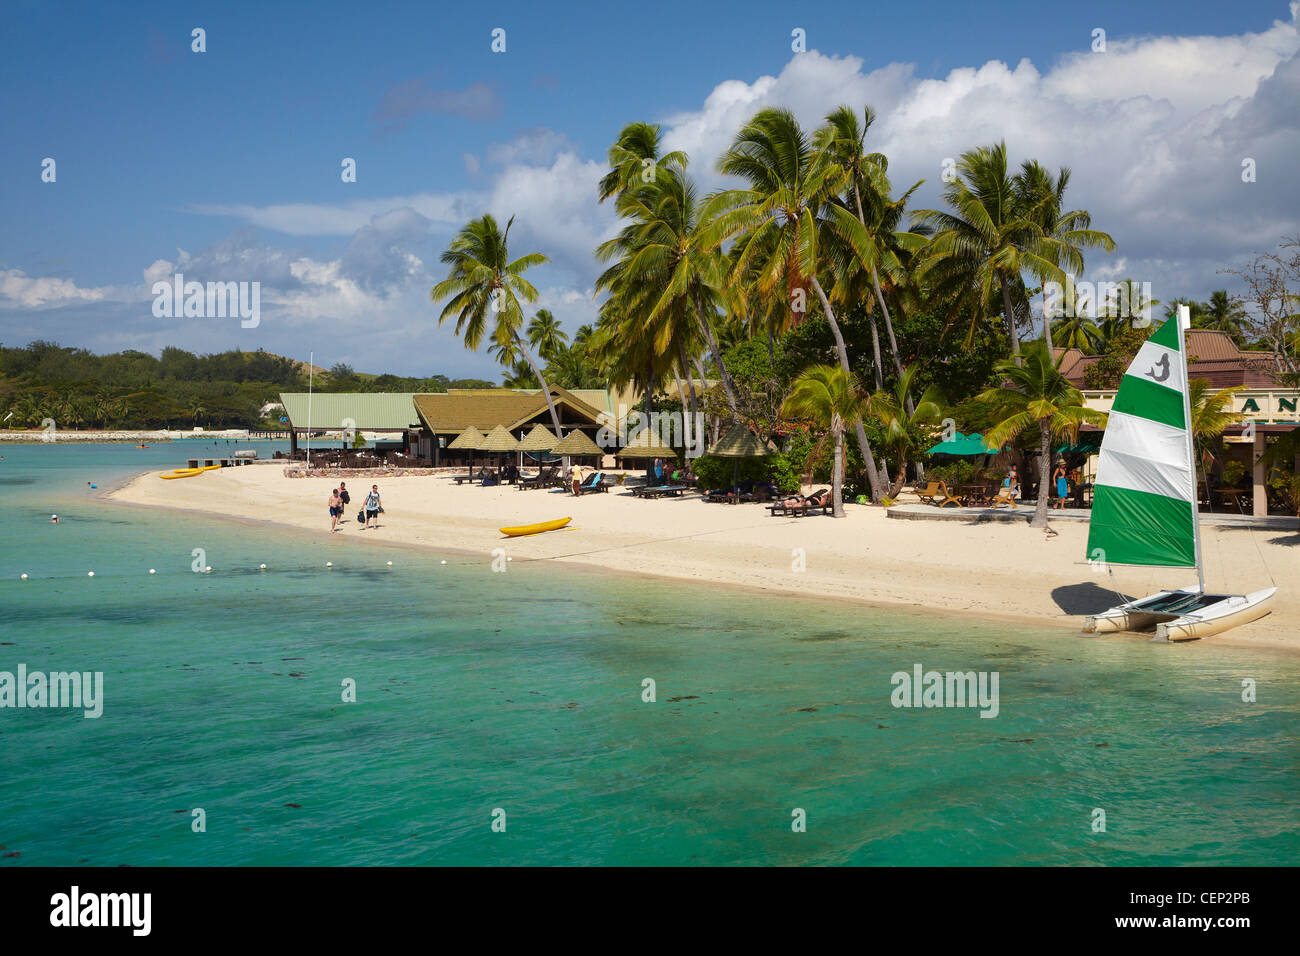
xmin=1033 ymin=418 xmax=1052 ymax=528
xmin=517 ymin=337 xmax=563 ymax=436
xmin=810 ymin=275 xmax=886 ymax=500
xmin=1001 ymin=279 xmax=1023 ymax=363
xmin=848 ymin=182 xmax=911 ymax=411
xmin=831 ymin=422 xmax=845 ymax=517
xmin=678 ymin=343 xmax=700 ymax=456
xmin=692 ymin=292 xmax=740 ymax=418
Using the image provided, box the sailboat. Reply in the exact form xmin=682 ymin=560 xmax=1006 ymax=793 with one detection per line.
xmin=1081 ymin=306 xmax=1276 ymax=642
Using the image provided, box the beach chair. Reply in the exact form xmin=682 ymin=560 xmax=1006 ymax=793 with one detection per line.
xmin=517 ymin=466 xmax=555 ymax=491
xmin=989 ymin=485 xmax=1017 ymax=509
xmin=574 ymin=472 xmax=606 ymax=495
xmin=916 ymin=480 xmax=946 ymax=505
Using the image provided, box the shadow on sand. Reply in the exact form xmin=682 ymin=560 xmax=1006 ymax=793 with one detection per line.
xmin=1050 ymin=582 xmax=1132 ymax=615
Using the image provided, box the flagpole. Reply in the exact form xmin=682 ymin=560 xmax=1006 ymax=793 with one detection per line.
xmin=1177 ymin=305 xmax=1206 ymax=594
xmin=306 ymin=351 xmax=313 ymax=469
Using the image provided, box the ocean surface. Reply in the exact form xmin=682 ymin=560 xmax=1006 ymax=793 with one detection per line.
xmin=0 ymin=441 xmax=1297 ymax=866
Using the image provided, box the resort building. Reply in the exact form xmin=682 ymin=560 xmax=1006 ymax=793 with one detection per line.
xmin=277 ymin=392 xmax=423 ymax=456
xmin=411 ymin=387 xmax=612 ymax=465
xmin=1058 ymin=331 xmax=1300 ymax=517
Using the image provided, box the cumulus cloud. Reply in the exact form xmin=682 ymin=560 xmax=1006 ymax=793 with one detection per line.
xmin=0 ymin=269 xmax=116 ymax=308
xmin=15 ymin=5 xmax=1300 ymax=374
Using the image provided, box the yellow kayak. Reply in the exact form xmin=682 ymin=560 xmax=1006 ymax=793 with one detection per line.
xmin=499 ymin=517 xmax=571 ymax=537
xmin=160 ymin=465 xmax=222 ymax=479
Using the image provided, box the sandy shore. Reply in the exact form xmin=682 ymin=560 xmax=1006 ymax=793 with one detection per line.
xmin=106 ymin=465 xmax=1299 ymax=652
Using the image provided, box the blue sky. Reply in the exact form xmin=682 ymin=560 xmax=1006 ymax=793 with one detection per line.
xmin=3 ymin=0 xmax=1298 ymax=377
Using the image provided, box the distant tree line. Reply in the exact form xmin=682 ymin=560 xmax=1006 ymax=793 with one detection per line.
xmin=0 ymin=342 xmax=498 ymax=430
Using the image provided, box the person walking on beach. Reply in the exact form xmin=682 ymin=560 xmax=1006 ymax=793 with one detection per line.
xmin=1052 ymin=460 xmax=1069 ymax=510
xmin=338 ymin=481 xmax=351 ymax=513
xmin=362 ymin=484 xmax=382 ymax=530
xmin=328 ymin=488 xmax=343 ymax=532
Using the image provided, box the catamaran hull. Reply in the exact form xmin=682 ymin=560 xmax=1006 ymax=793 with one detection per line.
xmin=1155 ymin=588 xmax=1276 ymax=642
xmin=1082 ymin=586 xmax=1276 ymax=641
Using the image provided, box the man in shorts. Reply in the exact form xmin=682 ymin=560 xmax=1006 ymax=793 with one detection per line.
xmin=328 ymin=488 xmax=342 ymax=532
xmin=362 ymin=485 xmax=382 ymax=530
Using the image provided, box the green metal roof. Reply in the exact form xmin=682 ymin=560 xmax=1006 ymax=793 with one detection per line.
xmin=279 ymin=393 xmax=419 ymax=431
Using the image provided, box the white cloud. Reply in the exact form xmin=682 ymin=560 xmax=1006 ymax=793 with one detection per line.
xmin=15 ymin=5 xmax=1300 ymax=374
xmin=0 ymin=268 xmax=115 ymax=308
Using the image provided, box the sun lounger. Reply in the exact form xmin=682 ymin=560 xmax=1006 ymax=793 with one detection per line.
xmin=574 ymin=472 xmax=607 ymax=495
xmin=769 ymin=489 xmax=831 ymax=516
xmin=642 ymin=485 xmax=686 ymax=498
xmin=518 ymin=467 xmax=556 ymax=490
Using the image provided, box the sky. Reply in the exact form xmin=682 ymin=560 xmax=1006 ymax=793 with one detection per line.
xmin=2 ymin=0 xmax=1298 ymax=378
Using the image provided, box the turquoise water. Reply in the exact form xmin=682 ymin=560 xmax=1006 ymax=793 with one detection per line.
xmin=0 ymin=442 xmax=1297 ymax=865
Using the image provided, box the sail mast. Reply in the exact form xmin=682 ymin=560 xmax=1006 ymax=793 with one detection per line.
xmin=1175 ymin=304 xmax=1206 ymax=593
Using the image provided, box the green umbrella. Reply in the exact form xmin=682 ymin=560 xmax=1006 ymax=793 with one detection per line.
xmin=926 ymin=431 xmax=998 ymax=456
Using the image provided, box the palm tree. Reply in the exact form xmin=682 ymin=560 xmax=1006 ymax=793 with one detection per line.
xmin=978 ymin=343 xmax=1107 ymax=528
xmin=707 ymin=107 xmax=888 ymax=500
xmin=782 ymin=364 xmax=871 ymax=517
xmin=816 ymin=105 xmax=927 ymax=388
xmin=1189 ymin=379 xmax=1244 ymax=482
xmin=185 ymin=399 xmax=207 ymax=426
xmin=1194 ymin=290 xmax=1248 ymax=343
xmin=526 ymin=309 xmax=569 ymax=363
xmin=597 ymin=147 xmax=739 ymax=418
xmin=866 ymin=366 xmax=946 ymax=497
xmin=597 ymin=121 xmax=687 ymax=204
xmin=1012 ymin=160 xmax=1115 ymax=352
xmin=431 ymin=214 xmax=563 ymax=435
xmin=916 ymin=143 xmax=1102 ymax=363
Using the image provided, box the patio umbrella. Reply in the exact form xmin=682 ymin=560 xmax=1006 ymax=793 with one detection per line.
xmin=479 ymin=425 xmax=521 ymax=482
xmin=707 ymin=423 xmax=778 ymax=497
xmin=551 ymin=429 xmax=603 ymax=459
xmin=925 ymin=431 xmax=997 ymax=456
xmin=448 ymin=425 xmax=486 ymax=478
xmin=517 ymin=423 xmax=558 ymax=454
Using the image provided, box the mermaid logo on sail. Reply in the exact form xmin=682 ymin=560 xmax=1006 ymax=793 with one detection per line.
xmin=890 ymin=664 xmax=999 ymax=718
xmin=0 ymin=665 xmax=103 ymax=718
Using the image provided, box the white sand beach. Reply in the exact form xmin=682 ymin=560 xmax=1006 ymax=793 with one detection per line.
xmin=106 ymin=465 xmax=1299 ymax=652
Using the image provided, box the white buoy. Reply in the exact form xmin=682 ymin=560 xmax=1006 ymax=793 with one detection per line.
xmin=149 ymin=569 xmax=156 ymax=575
xmin=507 ymin=557 xmax=512 ymax=562
xmin=386 ymin=561 xmax=392 ymax=566
xmin=20 ymin=573 xmax=28 ymax=580
xmin=326 ymin=561 xmax=333 ymax=568
xmin=259 ymin=563 xmax=267 ymax=570
xmin=440 ymin=560 xmax=447 ymax=565
xmin=204 ymin=566 xmax=212 ymax=573
xmin=87 ymin=571 xmax=94 ymax=577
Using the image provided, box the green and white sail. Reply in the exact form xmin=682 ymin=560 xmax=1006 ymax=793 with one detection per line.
xmin=1086 ymin=314 xmax=1200 ymax=570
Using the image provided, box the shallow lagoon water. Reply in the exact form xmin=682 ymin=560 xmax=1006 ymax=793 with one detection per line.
xmin=0 ymin=442 xmax=1297 ymax=865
